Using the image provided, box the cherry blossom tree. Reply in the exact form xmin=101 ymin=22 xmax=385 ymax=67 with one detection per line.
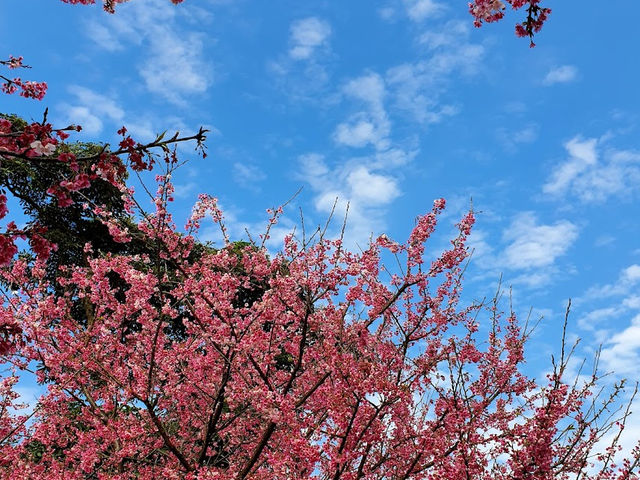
xmin=0 ymin=166 xmax=639 ymax=478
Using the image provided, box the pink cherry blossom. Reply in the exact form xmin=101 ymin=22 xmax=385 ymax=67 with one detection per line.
xmin=29 ymin=140 xmax=56 ymax=156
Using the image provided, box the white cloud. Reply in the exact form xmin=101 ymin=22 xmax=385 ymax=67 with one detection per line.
xmin=58 ymin=86 xmax=125 ymax=135
xmin=403 ymin=0 xmax=445 ymax=21
xmin=334 ymin=118 xmax=380 ymax=148
xmin=334 ymin=114 xmax=391 ymax=149
xmin=140 ymin=31 xmax=210 ymax=104
xmin=346 ymin=166 xmax=399 ymax=205
xmin=289 ymin=17 xmax=331 ymax=60
xmin=59 ymin=106 xmax=104 ymax=136
xmin=600 ymin=313 xmax=640 ymax=375
xmin=386 ymin=25 xmax=484 ymax=123
xmin=623 ymin=264 xmax=640 ymax=283
xmin=577 ymin=306 xmax=622 ymax=330
xmin=172 ymin=181 xmax=198 ymax=200
xmin=623 ymin=296 xmax=640 ymax=309
xmin=455 ymin=212 xmax=578 ymax=290
xmin=543 ymin=137 xmax=597 ymax=195
xmin=418 ymin=20 xmax=468 ymax=49
xmin=343 ymin=73 xmax=386 ymax=106
xmin=84 ymin=21 xmax=126 ymax=52
xmin=334 ymin=73 xmax=391 ymax=150
xmin=74 ymin=86 xmax=125 ymax=121
xmin=508 ymin=270 xmax=555 ymax=289
xmin=298 ymin=153 xmax=330 ymax=190
xmin=466 ymin=229 xmax=493 ymax=265
xmin=378 ymin=7 xmax=396 ymax=21
xmin=297 ymin=154 xmax=400 ymax=246
xmin=594 ymin=234 xmax=615 ymax=247
xmin=465 ymin=228 xmax=541 ymax=284
xmin=577 ymin=264 xmax=640 ymax=305
xmin=571 ymin=263 xmax=640 ymax=462
xmin=122 ymin=118 xmax=163 ymax=143
xmin=502 ymin=213 xmax=578 ymax=270
xmin=512 ymin=125 xmax=539 ymax=143
xmin=573 ymin=263 xmax=640 ymax=349
xmin=233 ymin=163 xmax=267 ymax=190
xmin=542 ymin=65 xmax=578 ymax=86
xmin=86 ymin=0 xmax=211 ymax=104
xmin=373 ymin=147 xmax=418 ymax=167
xmin=268 ymin=17 xmax=333 ymax=101
xmin=496 ymin=123 xmax=539 ymax=152
xmin=57 ymin=85 xmax=191 ymax=142
xmin=543 ymin=136 xmax=640 ymax=202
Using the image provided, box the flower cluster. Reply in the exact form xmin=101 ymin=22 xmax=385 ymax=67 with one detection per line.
xmin=1 ymin=56 xmax=47 ymax=99
xmin=60 ymin=0 xmax=184 ymax=13
xmin=469 ymin=0 xmax=551 ymax=46
xmin=1 ymin=78 xmax=48 ymax=100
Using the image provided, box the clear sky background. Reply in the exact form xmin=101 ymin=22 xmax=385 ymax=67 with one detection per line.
xmin=2 ymin=0 xmax=640 ymax=449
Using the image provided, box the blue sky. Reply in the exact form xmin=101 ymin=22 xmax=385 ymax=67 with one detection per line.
xmin=3 ymin=0 xmax=640 ymax=449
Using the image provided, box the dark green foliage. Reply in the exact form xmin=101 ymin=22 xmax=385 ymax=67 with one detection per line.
xmin=0 ymin=113 xmax=146 ymax=287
